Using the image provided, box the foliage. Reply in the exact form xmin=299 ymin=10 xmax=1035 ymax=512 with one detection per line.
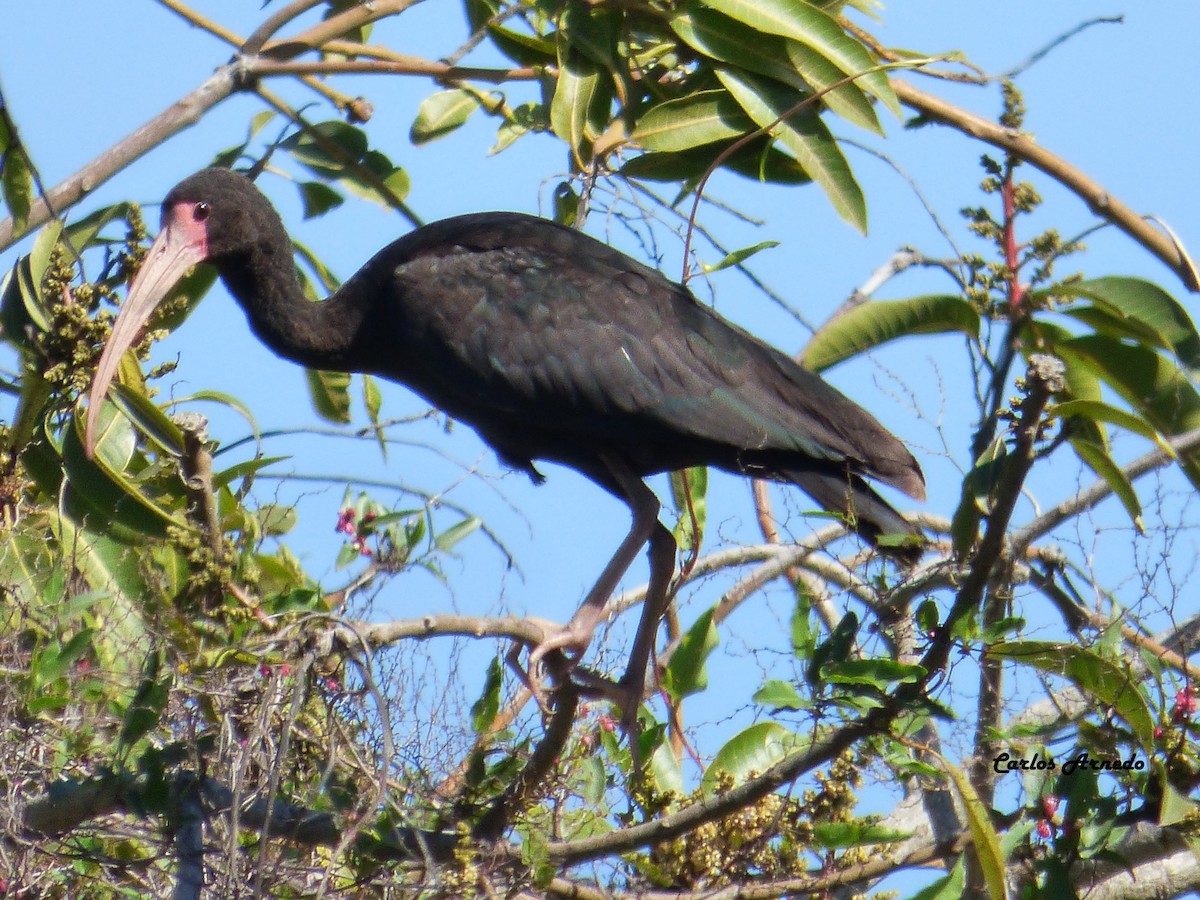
xmin=0 ymin=1 xmax=1199 ymax=898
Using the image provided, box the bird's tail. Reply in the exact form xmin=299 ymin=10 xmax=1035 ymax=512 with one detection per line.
xmin=784 ymin=468 xmax=924 ymax=565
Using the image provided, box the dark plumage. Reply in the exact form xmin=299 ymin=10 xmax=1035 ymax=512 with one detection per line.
xmin=88 ymin=167 xmax=924 ymax=704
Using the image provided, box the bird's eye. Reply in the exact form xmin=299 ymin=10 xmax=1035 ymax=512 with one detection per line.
xmin=193 ymin=201 xmax=210 ymax=222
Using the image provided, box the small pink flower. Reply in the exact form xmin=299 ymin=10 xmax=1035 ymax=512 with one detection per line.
xmin=1036 ymin=819 xmax=1053 ymax=840
xmin=280 ymin=663 xmax=291 ymax=677
xmin=1041 ymin=795 xmax=1060 ymax=819
xmin=598 ymin=714 xmax=616 ymax=733
xmin=1172 ymin=687 xmax=1198 ymax=722
xmin=325 ymin=677 xmax=340 ymax=692
xmin=258 ymin=663 xmax=271 ymax=678
xmin=1154 ymin=726 xmax=1165 ymax=740
xmin=335 ymin=509 xmax=357 ymax=535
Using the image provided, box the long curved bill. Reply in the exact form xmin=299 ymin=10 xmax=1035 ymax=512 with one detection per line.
xmin=85 ymin=204 xmax=209 ymax=457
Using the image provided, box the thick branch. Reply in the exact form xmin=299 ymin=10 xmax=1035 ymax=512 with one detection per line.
xmin=893 ymin=79 xmax=1199 ymax=293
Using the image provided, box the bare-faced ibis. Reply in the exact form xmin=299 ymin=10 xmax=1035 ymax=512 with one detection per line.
xmin=87 ymin=167 xmax=924 ymax=710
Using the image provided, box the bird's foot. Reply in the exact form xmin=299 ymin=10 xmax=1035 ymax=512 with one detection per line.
xmin=505 ymin=624 xmax=590 ymax=714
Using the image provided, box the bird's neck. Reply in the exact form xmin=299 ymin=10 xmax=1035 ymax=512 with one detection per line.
xmin=218 ymin=240 xmax=376 ymax=373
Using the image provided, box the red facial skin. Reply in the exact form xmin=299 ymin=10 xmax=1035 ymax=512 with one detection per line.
xmin=85 ymin=201 xmax=210 ymax=456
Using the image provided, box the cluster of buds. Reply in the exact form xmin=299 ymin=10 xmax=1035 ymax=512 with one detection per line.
xmin=1035 ymin=794 xmax=1060 ymax=840
xmin=1172 ymin=686 xmax=1199 ymax=724
xmin=335 ymin=507 xmax=377 ymax=557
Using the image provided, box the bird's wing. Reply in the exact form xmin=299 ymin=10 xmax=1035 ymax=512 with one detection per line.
xmin=386 ymin=214 xmax=923 ymax=500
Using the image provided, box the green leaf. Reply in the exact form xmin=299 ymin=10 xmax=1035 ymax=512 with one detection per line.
xmin=701 ymin=0 xmax=899 ymax=115
xmin=950 ymin=434 xmax=1006 ymax=558
xmin=821 ymin=657 xmax=926 ymax=689
xmin=785 ymin=40 xmax=881 ymax=133
xmin=803 ymin=295 xmax=979 ymax=371
xmin=942 ymin=760 xmax=1007 ymax=900
xmin=1048 ymin=276 xmax=1200 ymax=368
xmin=662 ymin=609 xmax=719 ymax=702
xmin=1057 ymin=334 xmax=1200 ymax=489
xmin=806 ymin=611 xmax=857 ymax=687
xmin=812 ymin=821 xmax=912 ymax=848
xmin=411 ymin=90 xmax=482 ymax=145
xmin=550 ymin=49 xmax=603 ymax=158
xmin=668 ymin=465 xmax=707 ymax=553
xmin=62 ymin=405 xmax=186 ymax=541
xmin=1157 ymin=762 xmax=1198 ymax=826
xmin=434 ymin=516 xmax=482 ymax=552
xmin=362 ymin=374 xmax=386 ymax=459
xmin=306 ymin=369 xmax=352 ymax=424
xmin=988 ymin=640 xmax=1155 ymax=747
xmin=621 ymin=137 xmax=812 ymax=185
xmin=701 ymin=241 xmax=780 ymax=274
xmin=2 ymin=142 xmax=33 ymax=235
xmin=109 ymin=383 xmax=185 ymax=458
xmin=669 ymin=4 xmax=879 ymax=133
xmin=753 ymin=679 xmax=807 ymax=711
xmin=703 ymin=721 xmax=798 ymax=792
xmin=717 ymin=68 xmax=866 ymax=232
xmin=297 ymin=181 xmax=344 ymax=219
xmin=470 ymin=657 xmax=503 ymax=733
xmin=633 ymin=90 xmax=752 ymax=153
xmin=119 ymin=651 xmax=170 ymax=751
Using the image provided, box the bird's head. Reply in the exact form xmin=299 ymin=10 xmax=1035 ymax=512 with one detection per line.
xmin=85 ymin=168 xmax=272 ymax=457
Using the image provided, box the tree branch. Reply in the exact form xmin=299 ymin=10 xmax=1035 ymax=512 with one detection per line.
xmin=892 ymin=79 xmax=1200 ymax=293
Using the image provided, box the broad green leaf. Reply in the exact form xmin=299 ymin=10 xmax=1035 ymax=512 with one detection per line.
xmin=550 ymin=49 xmax=603 ymax=158
xmin=632 ymin=91 xmax=752 ymax=153
xmin=1050 ymin=399 xmax=1172 ymax=455
xmin=988 ymin=641 xmax=1155 ymax=747
xmin=1157 ymin=761 xmax=1198 ymax=826
xmin=786 ymin=40 xmax=881 ymax=133
xmin=63 ymin=201 xmax=132 ymax=256
xmin=410 ymin=90 xmax=482 ymax=145
xmin=622 ymin=137 xmax=812 ymax=185
xmin=753 ymin=679 xmax=807 ymax=710
xmin=942 ymin=760 xmax=1008 ymax=900
xmin=297 ymin=181 xmax=344 ymax=219
xmin=702 ymin=0 xmax=899 ymax=116
xmin=821 ymin=657 xmax=926 ymax=689
xmin=306 ymin=369 xmax=352 ymax=424
xmin=812 ymin=821 xmax=912 ymax=848
xmin=701 ymin=241 xmax=780 ymax=274
xmin=562 ymin=2 xmax=616 ymax=69
xmin=109 ymin=383 xmax=185 ymax=458
xmin=803 ymin=294 xmax=979 ymax=371
xmin=1057 ymin=334 xmax=1200 ymax=488
xmin=62 ymin=405 xmax=186 ymax=541
xmin=807 ymin=610 xmax=858 ymax=687
xmin=669 ymin=465 xmax=707 ymax=553
xmin=717 ymin=68 xmax=865 ymax=232
xmin=49 ymin=505 xmax=151 ymax=662
xmin=662 ymin=609 xmax=719 ymax=702
xmin=1048 ymin=277 xmax=1200 ymax=368
xmin=702 ymin=721 xmax=798 ymax=792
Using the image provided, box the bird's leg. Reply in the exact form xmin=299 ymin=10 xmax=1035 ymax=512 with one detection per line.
xmin=617 ymin=519 xmax=676 ymax=731
xmin=526 ymin=458 xmax=668 ymax=699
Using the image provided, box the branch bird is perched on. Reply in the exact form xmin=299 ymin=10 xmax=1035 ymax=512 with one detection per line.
xmin=87 ymin=167 xmax=925 ymax=710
